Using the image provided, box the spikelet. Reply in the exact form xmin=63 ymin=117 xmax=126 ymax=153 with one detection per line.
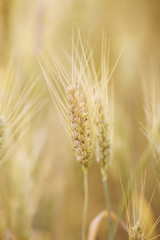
xmin=39 ymin=36 xmax=93 ymax=171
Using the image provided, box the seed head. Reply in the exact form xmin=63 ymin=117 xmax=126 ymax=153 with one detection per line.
xmin=94 ymin=98 xmax=112 ymax=179
xmin=129 ymin=221 xmax=146 ymax=240
xmin=67 ymin=84 xmax=93 ymax=170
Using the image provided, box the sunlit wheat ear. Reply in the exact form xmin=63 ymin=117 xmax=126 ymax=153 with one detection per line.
xmin=0 ymin=57 xmax=44 ymax=167
xmin=39 ymin=38 xmax=93 ymax=170
xmin=67 ymin=84 xmax=92 ymax=169
xmin=83 ymin=32 xmax=114 ymax=179
xmin=121 ymin=175 xmax=160 ymax=240
xmin=129 ymin=221 xmax=146 ymax=240
xmin=127 ymin=193 xmax=160 ymax=240
xmin=94 ymin=97 xmax=112 ymax=179
xmin=72 ymin=30 xmax=123 ymax=177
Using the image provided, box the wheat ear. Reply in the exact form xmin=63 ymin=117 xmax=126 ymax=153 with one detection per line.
xmin=67 ymin=84 xmax=92 ymax=170
xmin=129 ymin=221 xmax=146 ymax=240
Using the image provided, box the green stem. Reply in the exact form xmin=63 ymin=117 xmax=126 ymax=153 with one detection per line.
xmin=82 ymin=169 xmax=88 ymax=240
xmin=102 ymin=173 xmax=113 ymax=240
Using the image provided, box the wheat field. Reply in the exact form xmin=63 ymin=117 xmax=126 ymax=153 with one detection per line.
xmin=0 ymin=0 xmax=160 ymax=240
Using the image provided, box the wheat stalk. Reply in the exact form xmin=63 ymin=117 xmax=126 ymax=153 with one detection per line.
xmin=39 ymin=33 xmax=93 ymax=240
xmin=74 ymin=31 xmax=115 ymax=240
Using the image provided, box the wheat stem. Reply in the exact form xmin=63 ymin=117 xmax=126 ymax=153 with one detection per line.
xmin=102 ymin=173 xmax=113 ymax=240
xmin=82 ymin=168 xmax=88 ymax=240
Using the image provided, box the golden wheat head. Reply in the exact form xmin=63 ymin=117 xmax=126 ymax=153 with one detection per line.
xmin=67 ymin=84 xmax=92 ymax=169
xmin=39 ymin=34 xmax=93 ymax=171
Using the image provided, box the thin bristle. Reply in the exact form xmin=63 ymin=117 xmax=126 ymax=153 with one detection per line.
xmin=0 ymin=116 xmax=5 ymax=152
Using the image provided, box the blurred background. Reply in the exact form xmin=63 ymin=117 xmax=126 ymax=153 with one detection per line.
xmin=0 ymin=0 xmax=160 ymax=239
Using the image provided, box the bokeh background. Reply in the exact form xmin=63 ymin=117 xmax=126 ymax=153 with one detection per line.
xmin=0 ymin=0 xmax=160 ymax=239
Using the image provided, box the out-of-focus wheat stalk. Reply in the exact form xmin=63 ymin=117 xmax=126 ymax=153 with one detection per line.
xmin=0 ymin=134 xmax=50 ymax=240
xmin=0 ymin=56 xmax=46 ymax=239
xmin=142 ymin=75 xmax=160 ymax=193
xmin=39 ymin=32 xmax=93 ymax=240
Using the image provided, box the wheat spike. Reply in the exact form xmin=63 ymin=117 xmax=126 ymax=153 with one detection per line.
xmin=39 ymin=35 xmax=93 ymax=171
xmin=67 ymin=84 xmax=92 ymax=169
xmin=94 ymin=98 xmax=112 ymax=179
xmin=129 ymin=221 xmax=146 ymax=240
